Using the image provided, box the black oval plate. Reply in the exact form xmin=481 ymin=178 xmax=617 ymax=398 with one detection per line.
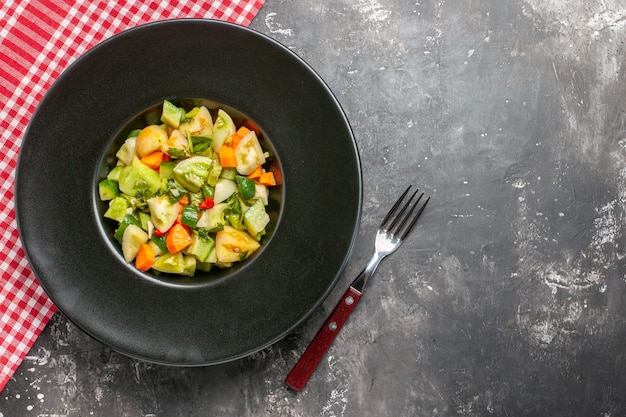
xmin=15 ymin=19 xmax=362 ymax=365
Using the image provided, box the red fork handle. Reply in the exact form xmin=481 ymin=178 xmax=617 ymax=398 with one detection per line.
xmin=285 ymin=286 xmax=362 ymax=391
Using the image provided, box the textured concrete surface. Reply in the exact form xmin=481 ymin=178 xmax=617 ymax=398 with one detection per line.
xmin=3 ymin=0 xmax=626 ymax=415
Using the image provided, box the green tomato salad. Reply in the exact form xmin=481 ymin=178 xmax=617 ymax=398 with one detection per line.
xmin=98 ymin=100 xmax=276 ymax=276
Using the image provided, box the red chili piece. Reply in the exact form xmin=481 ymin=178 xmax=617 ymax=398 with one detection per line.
xmin=199 ymin=197 xmax=215 ymax=210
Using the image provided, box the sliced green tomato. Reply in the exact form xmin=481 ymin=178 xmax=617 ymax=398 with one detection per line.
xmin=211 ymin=109 xmax=236 ymax=152
xmin=207 ymin=246 xmax=218 ymax=263
xmin=195 ymin=106 xmax=214 ymax=137
xmin=122 ymin=224 xmax=149 ymax=263
xmin=179 ymin=106 xmax=213 ymax=137
xmin=114 ymin=214 xmax=142 ymax=243
xmin=106 ymin=166 xmax=124 ymax=182
xmin=104 ymin=196 xmax=130 ymax=223
xmin=181 ymin=255 xmax=197 ymax=276
xmin=185 ymin=107 xmax=200 ymax=119
xmin=118 ymin=156 xmax=161 ymax=196
xmin=197 ymin=202 xmax=228 ymax=230
xmin=234 ymin=131 xmax=266 ymax=175
xmin=215 ymin=226 xmax=260 ymax=263
xmin=146 ymin=195 xmax=178 ymax=233
xmin=178 ymin=108 xmax=200 ymax=136
xmin=211 ymin=130 xmax=229 ymax=153
xmin=116 ymin=137 xmax=136 ymax=165
xmin=152 ymin=252 xmax=185 ymax=274
xmin=135 ymin=124 xmax=168 ymax=157
xmin=235 ymin=175 xmax=256 ymax=200
xmin=172 ymin=156 xmax=213 ymax=192
xmin=164 ymin=129 xmax=189 ymax=159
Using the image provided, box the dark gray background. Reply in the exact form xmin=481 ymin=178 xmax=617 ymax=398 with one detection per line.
xmin=3 ymin=0 xmax=626 ymax=415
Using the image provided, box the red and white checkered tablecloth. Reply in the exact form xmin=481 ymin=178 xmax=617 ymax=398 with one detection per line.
xmin=0 ymin=0 xmax=265 ymax=393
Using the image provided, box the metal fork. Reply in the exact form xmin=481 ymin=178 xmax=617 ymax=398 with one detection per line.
xmin=285 ymin=185 xmax=430 ymax=391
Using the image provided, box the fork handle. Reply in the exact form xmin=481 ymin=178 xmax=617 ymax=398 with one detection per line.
xmin=285 ymin=286 xmax=362 ymax=391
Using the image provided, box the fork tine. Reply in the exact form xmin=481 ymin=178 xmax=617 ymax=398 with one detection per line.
xmin=380 ymin=185 xmax=412 ymax=229
xmin=381 ymin=185 xmax=430 ymax=239
xmin=399 ymin=195 xmax=429 ymax=240
xmin=388 ymin=188 xmax=420 ymax=233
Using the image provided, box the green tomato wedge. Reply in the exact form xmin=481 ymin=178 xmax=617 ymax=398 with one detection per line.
xmin=146 ymin=195 xmax=178 ymax=233
xmin=197 ymin=202 xmax=228 ymax=231
xmin=153 ymin=252 xmax=185 ymax=274
xmin=122 ymin=224 xmax=149 ymax=263
xmin=181 ymin=255 xmax=197 ymax=276
xmin=115 ymin=137 xmax=136 ymax=166
xmin=118 ymin=156 xmax=161 ymax=196
xmin=234 ymin=131 xmax=266 ymax=175
xmin=210 ymin=109 xmax=236 ymax=152
xmin=179 ymin=106 xmax=213 ymax=138
xmin=106 ymin=166 xmax=124 ymax=182
xmin=215 ymin=226 xmax=260 ymax=263
xmin=104 ymin=196 xmax=129 ymax=223
xmin=114 ymin=214 xmax=142 ymax=243
xmin=172 ymin=156 xmax=213 ymax=193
